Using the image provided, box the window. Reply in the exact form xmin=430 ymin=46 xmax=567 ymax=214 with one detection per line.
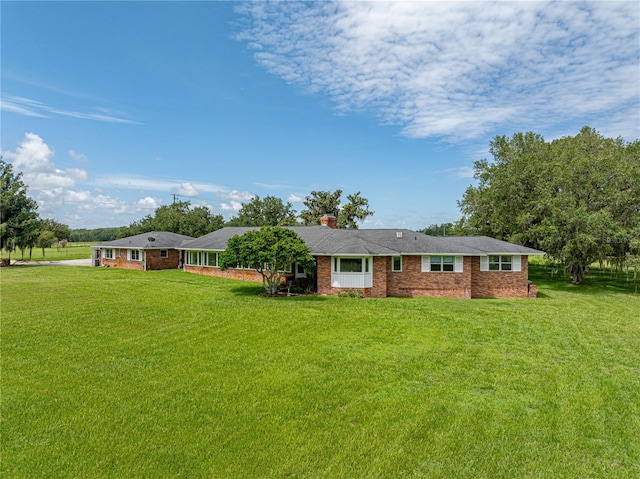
xmin=103 ymin=248 xmax=114 ymax=259
xmin=422 ymin=256 xmax=463 ymax=273
xmin=392 ymin=256 xmax=402 ymax=272
xmin=128 ymin=249 xmax=141 ymax=261
xmin=186 ymin=251 xmax=202 ymax=266
xmin=160 ymin=250 xmax=168 ymax=258
xmin=205 ymin=252 xmax=218 ymax=267
xmin=489 ymin=255 xmax=512 ymax=271
xmin=333 ymin=257 xmax=369 ymax=273
xmin=430 ymin=256 xmax=454 ymax=272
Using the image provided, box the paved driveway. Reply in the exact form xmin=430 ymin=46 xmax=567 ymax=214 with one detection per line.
xmin=11 ymin=258 xmax=92 ymax=267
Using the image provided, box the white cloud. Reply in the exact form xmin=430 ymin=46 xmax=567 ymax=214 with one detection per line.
xmin=3 ymin=132 xmax=89 ymax=190
xmin=217 ymin=189 xmax=255 ymax=203
xmin=68 ymin=150 xmax=87 ymax=162
xmin=438 ymin=166 xmax=476 ymax=179
xmin=173 ymin=182 xmax=200 ymax=197
xmin=134 ymin=196 xmax=162 ymax=212
xmin=239 ymin=1 xmax=640 ymax=141
xmin=1 ymin=95 xmax=141 ymax=124
xmin=287 ymin=194 xmax=303 ymax=203
xmin=220 ymin=201 xmax=243 ymax=212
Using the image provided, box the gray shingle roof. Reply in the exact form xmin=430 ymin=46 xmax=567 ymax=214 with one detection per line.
xmin=178 ymin=227 xmax=545 ymax=256
xmin=94 ymin=231 xmax=194 ymax=249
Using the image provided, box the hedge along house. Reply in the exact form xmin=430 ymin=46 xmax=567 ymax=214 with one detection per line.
xmin=178 ymin=216 xmax=545 ymax=298
xmin=93 ymin=231 xmax=194 ymax=271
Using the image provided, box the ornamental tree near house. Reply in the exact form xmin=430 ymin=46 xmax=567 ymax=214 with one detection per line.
xmin=219 ymin=226 xmax=315 ymax=296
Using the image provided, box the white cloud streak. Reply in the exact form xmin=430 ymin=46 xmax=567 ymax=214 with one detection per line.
xmin=238 ymin=1 xmax=640 ymax=140
xmin=1 ymin=95 xmax=141 ymax=124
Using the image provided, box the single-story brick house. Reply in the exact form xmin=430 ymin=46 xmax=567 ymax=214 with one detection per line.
xmin=93 ymin=231 xmax=194 ymax=270
xmin=177 ymin=216 xmax=545 ymax=298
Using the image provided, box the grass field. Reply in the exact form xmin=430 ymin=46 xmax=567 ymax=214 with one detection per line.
xmin=1 ymin=243 xmax=95 ymax=262
xmin=2 ymin=264 xmax=639 ymax=478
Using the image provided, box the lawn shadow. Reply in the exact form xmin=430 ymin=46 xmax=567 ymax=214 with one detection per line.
xmin=530 ymin=266 xmax=639 ymax=298
xmin=228 ymin=285 xmax=330 ymax=301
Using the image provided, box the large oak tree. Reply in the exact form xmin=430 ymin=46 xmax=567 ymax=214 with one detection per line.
xmin=458 ymin=127 xmax=639 ymax=284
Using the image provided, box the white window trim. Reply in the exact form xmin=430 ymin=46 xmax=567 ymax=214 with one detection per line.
xmin=127 ymin=249 xmax=142 ymax=261
xmin=422 ymin=255 xmax=463 ymax=273
xmin=481 ymin=255 xmax=521 ymax=272
xmin=331 ymin=256 xmax=373 ymax=288
xmin=204 ymin=251 xmax=219 ymax=267
xmin=392 ymin=256 xmax=402 ymax=272
xmin=160 ymin=249 xmax=169 ymax=258
xmin=102 ymin=248 xmax=115 ymax=259
xmin=186 ymin=250 xmax=202 ymax=266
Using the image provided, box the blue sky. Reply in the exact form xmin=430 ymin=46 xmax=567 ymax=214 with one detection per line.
xmin=2 ymin=1 xmax=638 ymax=230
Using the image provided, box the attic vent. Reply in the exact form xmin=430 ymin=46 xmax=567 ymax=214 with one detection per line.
xmin=147 ymin=237 xmax=156 ymax=242
xmin=396 ymin=231 xmax=403 ymax=238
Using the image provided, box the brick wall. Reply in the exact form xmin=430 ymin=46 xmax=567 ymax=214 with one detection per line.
xmin=386 ymin=256 xmax=473 ymax=298
xmin=470 ymin=256 xmax=531 ymax=298
xmin=184 ymin=265 xmax=264 ymax=282
xmin=100 ymin=248 xmax=143 ymax=271
xmin=316 ymin=256 xmax=333 ymax=295
xmin=145 ymin=249 xmax=181 ymax=270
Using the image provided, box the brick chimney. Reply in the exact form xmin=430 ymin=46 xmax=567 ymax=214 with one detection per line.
xmin=320 ymin=215 xmax=338 ymax=229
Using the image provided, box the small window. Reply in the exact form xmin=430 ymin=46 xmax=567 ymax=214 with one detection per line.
xmin=103 ymin=248 xmax=114 ymax=259
xmin=128 ymin=249 xmax=141 ymax=261
xmin=489 ymin=255 xmax=513 ymax=271
xmin=430 ymin=256 xmax=454 ymax=272
xmin=160 ymin=250 xmax=168 ymax=258
xmin=392 ymin=256 xmax=402 ymax=272
xmin=297 ymin=263 xmax=305 ymax=275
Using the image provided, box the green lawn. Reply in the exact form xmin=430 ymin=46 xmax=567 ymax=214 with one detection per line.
xmin=2 ymin=265 xmax=639 ymax=478
xmin=1 ymin=243 xmax=95 ymax=262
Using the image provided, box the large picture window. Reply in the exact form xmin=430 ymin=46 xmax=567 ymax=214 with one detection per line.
xmin=186 ymin=251 xmax=202 ymax=266
xmin=334 ymin=257 xmax=369 ymax=273
xmin=205 ymin=252 xmax=219 ymax=267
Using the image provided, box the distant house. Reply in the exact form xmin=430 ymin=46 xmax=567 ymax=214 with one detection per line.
xmin=177 ymin=216 xmax=544 ymax=298
xmin=93 ymin=231 xmax=194 ymax=271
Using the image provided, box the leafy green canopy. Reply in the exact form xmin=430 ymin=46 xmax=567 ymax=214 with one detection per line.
xmin=219 ymin=226 xmax=315 ymax=295
xmin=0 ymin=159 xmax=39 ymax=259
xmin=226 ymin=195 xmax=298 ymax=227
xmin=458 ymin=127 xmax=640 ymax=284
xmin=299 ymin=189 xmax=374 ymax=228
xmin=119 ymin=201 xmax=225 ymax=238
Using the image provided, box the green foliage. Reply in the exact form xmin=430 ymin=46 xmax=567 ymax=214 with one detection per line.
xmin=36 ymin=230 xmax=58 ymax=257
xmin=0 ymin=159 xmax=39 ymax=258
xmin=219 ymin=226 xmax=315 ymax=295
xmin=338 ymin=289 xmax=364 ymax=298
xmin=119 ymin=200 xmax=224 ymax=238
xmin=2 ymin=266 xmax=639 ymax=477
xmin=40 ymin=218 xmax=71 ymax=241
xmin=419 ymin=222 xmax=458 ymax=236
xmin=226 ymin=195 xmax=299 ymax=226
xmin=299 ymin=189 xmax=374 ymax=228
xmin=459 ymin=127 xmax=640 ymax=284
xmin=69 ymin=227 xmax=119 ymax=242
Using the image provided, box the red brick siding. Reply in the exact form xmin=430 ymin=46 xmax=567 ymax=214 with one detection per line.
xmin=100 ymin=248 xmax=143 ymax=271
xmin=145 ymin=249 xmax=181 ymax=270
xmin=386 ymin=256 xmax=472 ymax=298
xmin=184 ymin=265 xmax=264 ymax=282
xmin=470 ymin=256 xmax=531 ymax=298
xmin=316 ymin=256 xmax=333 ymax=295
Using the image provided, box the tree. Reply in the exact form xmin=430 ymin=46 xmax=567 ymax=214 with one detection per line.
xmin=40 ymin=219 xmax=71 ymax=242
xmin=299 ymin=189 xmax=374 ymax=228
xmin=226 ymin=195 xmax=299 ymax=227
xmin=0 ymin=158 xmax=39 ymax=261
xmin=419 ymin=222 xmax=457 ymax=236
xmin=119 ymin=201 xmax=224 ymax=238
xmin=219 ymin=226 xmax=315 ymax=295
xmin=458 ymin=127 xmax=640 ymax=284
xmin=37 ymin=230 xmax=57 ymax=257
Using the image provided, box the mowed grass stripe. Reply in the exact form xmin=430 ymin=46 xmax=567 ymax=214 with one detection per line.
xmin=2 ymin=266 xmax=639 ymax=478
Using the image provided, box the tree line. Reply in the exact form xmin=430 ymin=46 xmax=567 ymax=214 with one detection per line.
xmin=4 ymin=125 xmax=638 ymax=284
